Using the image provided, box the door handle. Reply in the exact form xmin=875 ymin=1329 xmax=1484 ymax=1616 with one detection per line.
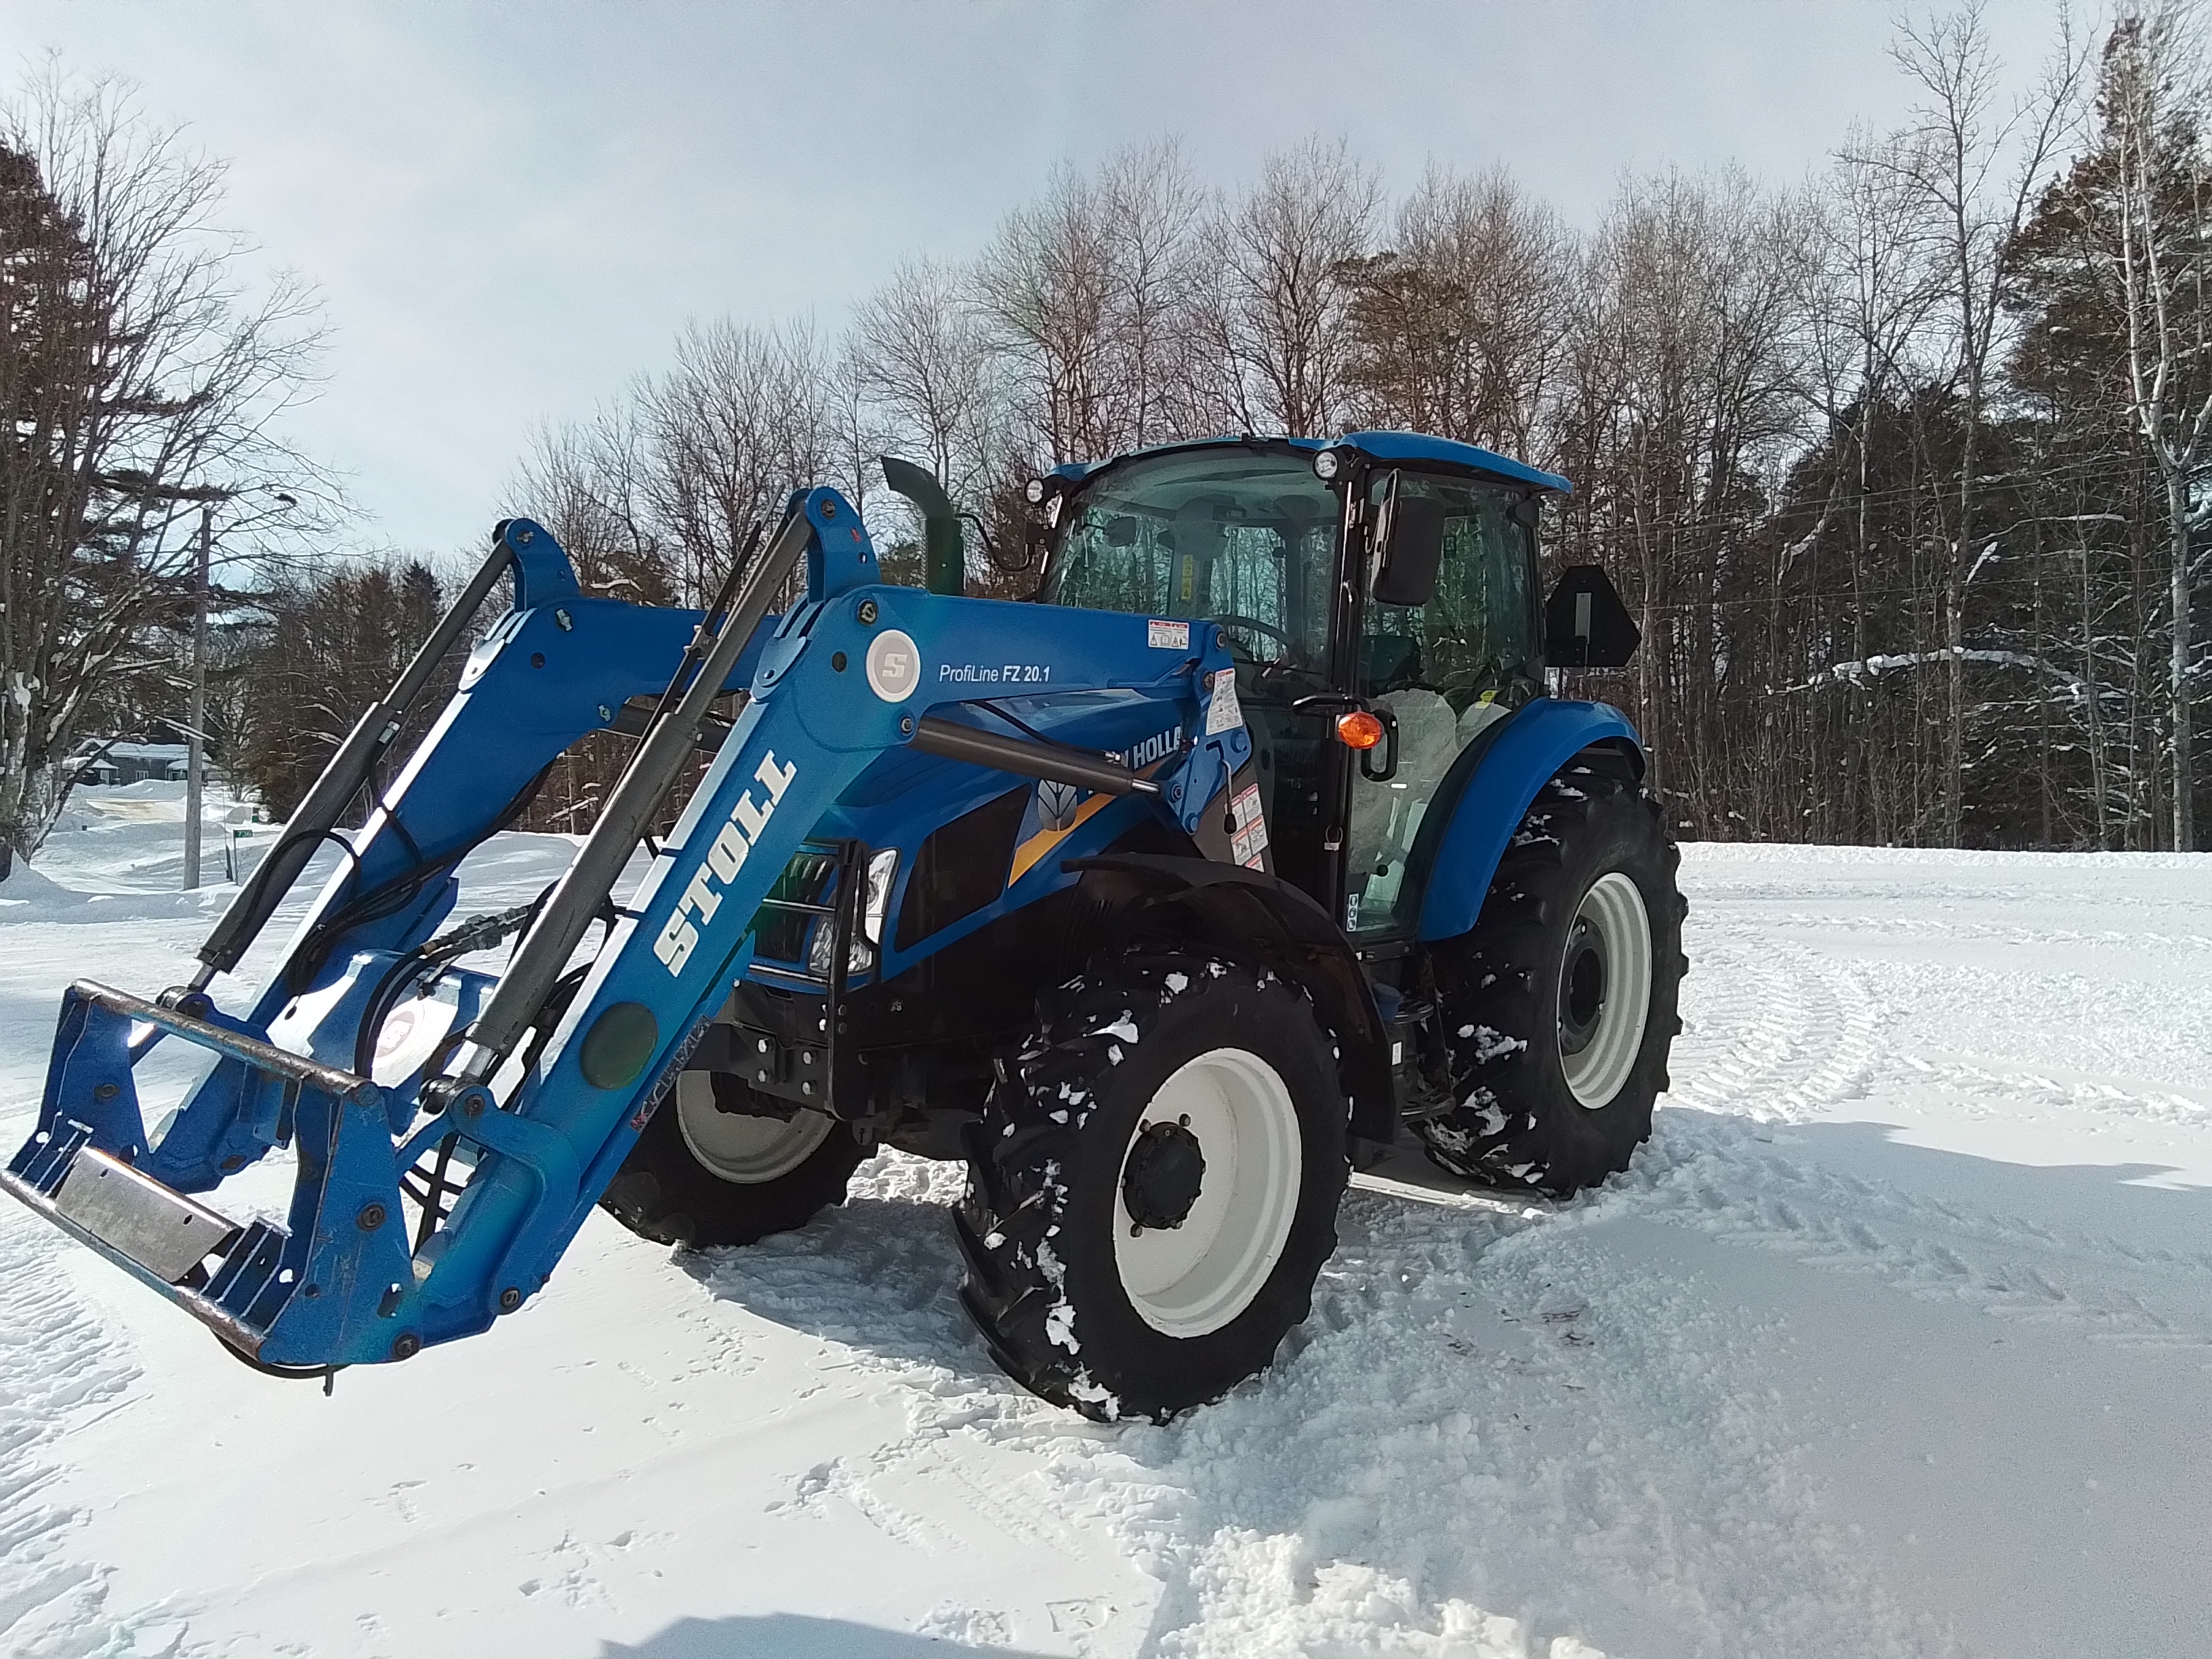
xmin=1359 ymin=708 xmax=1399 ymax=783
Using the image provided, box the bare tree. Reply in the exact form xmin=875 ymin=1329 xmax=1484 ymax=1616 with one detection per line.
xmin=974 ymin=161 xmax=1114 ymax=464
xmin=850 ymin=255 xmax=998 ymax=497
xmin=1556 ymin=169 xmax=1812 ymax=832
xmin=0 ymin=67 xmax=325 ymax=873
xmin=636 ymin=317 xmax=837 ymax=602
xmin=1197 ymin=138 xmax=1380 ymax=437
xmin=1881 ymin=1 xmax=2086 ymax=842
xmin=510 ymin=316 xmax=843 ymax=617
xmin=510 ymin=407 xmax=674 ymax=604
xmin=1795 ymin=132 xmax=1948 ymax=840
xmin=2095 ymin=5 xmax=2211 ymax=849
xmin=1341 ymin=166 xmax=1575 ymax=457
xmin=973 ymin=140 xmax=1205 ymax=463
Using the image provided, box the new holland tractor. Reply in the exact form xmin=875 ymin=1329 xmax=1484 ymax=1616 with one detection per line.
xmin=3 ymin=431 xmax=1681 ymax=1421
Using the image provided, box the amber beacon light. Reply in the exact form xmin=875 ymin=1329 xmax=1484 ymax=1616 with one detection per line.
xmin=1335 ymin=710 xmax=1385 ymax=750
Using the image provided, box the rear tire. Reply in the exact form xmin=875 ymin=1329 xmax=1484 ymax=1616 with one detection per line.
xmin=1415 ymin=750 xmax=1685 ymax=1195
xmin=956 ymin=956 xmax=1348 ymax=1421
xmin=600 ymin=1068 xmax=867 ymax=1248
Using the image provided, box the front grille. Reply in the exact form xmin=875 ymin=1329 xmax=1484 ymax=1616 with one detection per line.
xmin=751 ymin=846 xmax=840 ymax=966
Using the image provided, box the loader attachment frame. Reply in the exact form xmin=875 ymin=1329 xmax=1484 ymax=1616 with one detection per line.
xmin=3 ymin=488 xmax=1255 ymax=1372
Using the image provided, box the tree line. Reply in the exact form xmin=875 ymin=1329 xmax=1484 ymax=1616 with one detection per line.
xmin=9 ymin=5 xmax=2212 ymax=863
xmin=515 ymin=3 xmax=2212 ymax=851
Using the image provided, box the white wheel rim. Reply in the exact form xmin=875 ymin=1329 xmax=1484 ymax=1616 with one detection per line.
xmin=1559 ymin=871 xmax=1654 ymax=1108
xmin=675 ymin=1071 xmax=834 ymax=1183
xmin=1112 ymin=1047 xmax=1302 ymax=1338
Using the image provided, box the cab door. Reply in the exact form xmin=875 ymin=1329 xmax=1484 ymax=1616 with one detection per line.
xmin=1341 ymin=470 xmax=1542 ymax=937
xmin=1204 ymin=505 xmax=1349 ymax=913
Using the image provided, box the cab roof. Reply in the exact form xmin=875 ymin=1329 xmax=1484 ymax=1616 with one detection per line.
xmin=1050 ymin=431 xmax=1573 ymax=495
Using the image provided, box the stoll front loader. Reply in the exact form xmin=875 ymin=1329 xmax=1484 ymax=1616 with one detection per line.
xmin=3 ymin=432 xmax=1681 ymax=1420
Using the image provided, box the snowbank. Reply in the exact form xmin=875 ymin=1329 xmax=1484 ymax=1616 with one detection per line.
xmin=1681 ymin=836 xmax=2212 ymax=871
xmin=0 ymin=836 xmax=2204 ymax=1656
xmin=0 ymin=857 xmax=224 ymax=924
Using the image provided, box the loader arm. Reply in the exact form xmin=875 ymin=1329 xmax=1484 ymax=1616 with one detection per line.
xmin=3 ymin=487 xmax=1250 ymax=1373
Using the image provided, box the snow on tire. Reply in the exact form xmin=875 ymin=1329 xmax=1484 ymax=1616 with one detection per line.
xmin=599 ymin=1064 xmax=867 ymax=1248
xmin=956 ymin=956 xmax=1349 ymax=1422
xmin=1416 ymin=748 xmax=1686 ymax=1195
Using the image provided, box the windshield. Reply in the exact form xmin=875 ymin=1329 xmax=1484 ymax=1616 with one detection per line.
xmin=1044 ymin=447 xmax=1338 ymax=674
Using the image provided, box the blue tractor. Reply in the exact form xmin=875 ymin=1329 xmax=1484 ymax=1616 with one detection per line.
xmin=3 ymin=432 xmax=1680 ymax=1420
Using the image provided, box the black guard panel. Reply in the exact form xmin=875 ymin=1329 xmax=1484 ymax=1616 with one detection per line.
xmin=894 ymin=785 xmax=1032 ymax=951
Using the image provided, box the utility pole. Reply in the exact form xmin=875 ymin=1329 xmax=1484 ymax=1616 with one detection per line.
xmin=184 ymin=504 xmax=210 ymax=890
xmin=139 ymin=477 xmax=290 ymax=890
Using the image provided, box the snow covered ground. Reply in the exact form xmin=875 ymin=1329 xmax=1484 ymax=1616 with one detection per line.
xmin=1 ymin=785 xmax=2207 ymax=1658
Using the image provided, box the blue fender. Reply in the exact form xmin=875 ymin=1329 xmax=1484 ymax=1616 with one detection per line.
xmin=1414 ymin=698 xmax=1643 ymax=942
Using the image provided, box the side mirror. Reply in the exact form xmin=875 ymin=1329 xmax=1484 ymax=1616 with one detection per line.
xmin=1371 ymin=477 xmax=1446 ymax=608
xmin=1544 ymin=565 xmax=1639 ymax=669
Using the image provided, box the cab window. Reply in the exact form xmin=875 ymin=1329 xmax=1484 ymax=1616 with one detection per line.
xmin=1045 ymin=448 xmax=1338 ymax=674
xmin=1361 ymin=472 xmax=1538 ymax=713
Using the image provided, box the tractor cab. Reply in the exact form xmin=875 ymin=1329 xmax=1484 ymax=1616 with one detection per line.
xmin=1034 ymin=434 xmax=1565 ymax=938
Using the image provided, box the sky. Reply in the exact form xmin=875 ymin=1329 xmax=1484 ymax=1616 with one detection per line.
xmin=6 ymin=0 xmax=2066 ymax=558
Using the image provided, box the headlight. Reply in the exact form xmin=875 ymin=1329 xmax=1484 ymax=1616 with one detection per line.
xmin=806 ymin=847 xmax=900 ymax=979
xmin=1312 ymin=447 xmax=1345 ymax=482
xmin=861 ymin=846 xmax=898 ymax=945
xmin=1024 ymin=476 xmax=1048 ymax=505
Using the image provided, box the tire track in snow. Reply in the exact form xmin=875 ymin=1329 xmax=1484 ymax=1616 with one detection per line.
xmin=1663 ymin=930 xmax=1883 ymax=1124
xmin=1616 ymin=1119 xmax=2211 ymax=1349
xmin=1637 ymin=892 xmax=2212 ymax=1350
xmin=1107 ymin=1190 xmax=1947 ymax=1659
xmin=0 ymin=1213 xmax=165 ymax=1658
xmin=1896 ymin=1051 xmax=2212 ymax=1130
xmin=689 ymin=1151 xmax=1950 ymax=1658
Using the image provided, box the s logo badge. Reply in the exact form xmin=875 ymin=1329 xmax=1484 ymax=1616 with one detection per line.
xmin=865 ymin=629 xmax=921 ymax=701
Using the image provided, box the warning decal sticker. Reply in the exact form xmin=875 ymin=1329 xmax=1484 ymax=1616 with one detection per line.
xmin=1205 ymin=668 xmax=1244 ymax=736
xmin=1229 ymin=782 xmax=1269 ymax=869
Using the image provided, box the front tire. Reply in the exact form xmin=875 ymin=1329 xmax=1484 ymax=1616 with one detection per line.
xmin=956 ymin=956 xmax=1349 ymax=1421
xmin=600 ymin=1067 xmax=867 ymax=1248
xmin=1416 ymin=750 xmax=1685 ymax=1195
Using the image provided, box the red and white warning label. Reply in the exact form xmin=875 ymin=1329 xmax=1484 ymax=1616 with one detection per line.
xmin=1147 ymin=618 xmax=1191 ymax=651
xmin=1229 ymin=782 xmax=1269 ymax=869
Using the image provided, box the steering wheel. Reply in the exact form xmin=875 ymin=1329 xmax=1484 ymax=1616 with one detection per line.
xmin=1213 ymin=613 xmax=1296 ymax=661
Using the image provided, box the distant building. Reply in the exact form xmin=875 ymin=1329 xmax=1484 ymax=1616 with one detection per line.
xmin=68 ymin=740 xmax=190 ymax=785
